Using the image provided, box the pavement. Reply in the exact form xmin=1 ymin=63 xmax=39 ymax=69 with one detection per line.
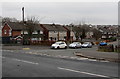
xmin=2 ymin=44 xmax=119 ymax=63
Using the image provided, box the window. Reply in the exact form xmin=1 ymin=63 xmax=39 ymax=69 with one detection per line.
xmin=4 ymin=30 xmax=7 ymax=34
xmin=9 ymin=30 xmax=11 ymax=36
xmin=24 ymin=31 xmax=28 ymax=34
xmin=40 ymin=31 xmax=43 ymax=34
xmin=21 ymin=31 xmax=23 ymax=34
xmin=39 ymin=38 xmax=41 ymax=41
xmin=32 ymin=31 xmax=38 ymax=34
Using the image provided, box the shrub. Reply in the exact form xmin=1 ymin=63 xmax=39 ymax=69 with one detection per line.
xmin=115 ymin=45 xmax=120 ymax=53
xmin=98 ymin=44 xmax=114 ymax=52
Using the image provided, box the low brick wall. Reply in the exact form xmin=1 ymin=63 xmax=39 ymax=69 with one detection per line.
xmin=98 ymin=44 xmax=114 ymax=52
xmin=30 ymin=41 xmax=56 ymax=46
xmin=115 ymin=45 xmax=120 ymax=53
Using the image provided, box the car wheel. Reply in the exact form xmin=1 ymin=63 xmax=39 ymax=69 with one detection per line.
xmin=75 ymin=46 xmax=77 ymax=49
xmin=65 ymin=46 xmax=67 ymax=49
xmin=57 ymin=46 xmax=59 ymax=49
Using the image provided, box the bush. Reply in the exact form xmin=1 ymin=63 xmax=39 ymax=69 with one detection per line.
xmin=115 ymin=45 xmax=120 ymax=53
xmin=95 ymin=42 xmax=99 ymax=45
xmin=98 ymin=44 xmax=114 ymax=52
xmin=110 ymin=37 xmax=116 ymax=41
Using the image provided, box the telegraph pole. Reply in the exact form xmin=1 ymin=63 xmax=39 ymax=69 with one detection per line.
xmin=22 ymin=7 xmax=24 ymax=22
xmin=22 ymin=7 xmax=25 ymax=45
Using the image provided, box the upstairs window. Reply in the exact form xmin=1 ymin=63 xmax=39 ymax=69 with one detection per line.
xmin=9 ymin=30 xmax=11 ymax=36
xmin=40 ymin=31 xmax=43 ymax=34
xmin=4 ymin=30 xmax=7 ymax=34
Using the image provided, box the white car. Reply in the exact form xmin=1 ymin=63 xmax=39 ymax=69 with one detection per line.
xmin=69 ymin=42 xmax=82 ymax=48
xmin=81 ymin=42 xmax=92 ymax=48
xmin=51 ymin=41 xmax=67 ymax=49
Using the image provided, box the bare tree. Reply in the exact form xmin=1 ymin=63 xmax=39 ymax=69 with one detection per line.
xmin=2 ymin=17 xmax=18 ymax=23
xmin=23 ymin=16 xmax=40 ymax=44
xmin=92 ymin=28 xmax=102 ymax=40
xmin=73 ymin=26 xmax=81 ymax=40
xmin=73 ymin=23 xmax=90 ymax=41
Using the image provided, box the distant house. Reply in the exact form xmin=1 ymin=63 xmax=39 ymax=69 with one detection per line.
xmin=2 ymin=22 xmax=44 ymax=44
xmin=86 ymin=31 xmax=93 ymax=39
xmin=63 ymin=25 xmax=76 ymax=41
xmin=40 ymin=24 xmax=68 ymax=41
xmin=98 ymin=26 xmax=118 ymax=39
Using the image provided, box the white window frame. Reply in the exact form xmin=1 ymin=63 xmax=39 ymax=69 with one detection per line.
xmin=9 ymin=30 xmax=11 ymax=36
xmin=24 ymin=31 xmax=28 ymax=34
xmin=32 ymin=31 xmax=38 ymax=34
xmin=40 ymin=31 xmax=43 ymax=34
xmin=4 ymin=30 xmax=7 ymax=34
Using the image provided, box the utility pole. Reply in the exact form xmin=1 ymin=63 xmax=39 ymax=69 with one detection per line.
xmin=22 ymin=7 xmax=25 ymax=45
xmin=22 ymin=7 xmax=24 ymax=22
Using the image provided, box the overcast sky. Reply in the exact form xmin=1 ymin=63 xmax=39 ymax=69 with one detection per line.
xmin=1 ymin=2 xmax=118 ymax=25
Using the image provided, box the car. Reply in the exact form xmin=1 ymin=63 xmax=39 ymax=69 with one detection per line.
xmin=69 ymin=42 xmax=82 ymax=48
xmin=81 ymin=42 xmax=92 ymax=48
xmin=99 ymin=42 xmax=107 ymax=46
xmin=51 ymin=41 xmax=67 ymax=49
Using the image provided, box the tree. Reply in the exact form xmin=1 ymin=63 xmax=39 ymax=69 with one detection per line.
xmin=72 ymin=25 xmax=82 ymax=40
xmin=2 ymin=17 xmax=18 ymax=23
xmin=80 ymin=28 xmax=86 ymax=41
xmin=23 ymin=16 xmax=40 ymax=44
xmin=92 ymin=28 xmax=102 ymax=40
xmin=72 ymin=23 xmax=90 ymax=41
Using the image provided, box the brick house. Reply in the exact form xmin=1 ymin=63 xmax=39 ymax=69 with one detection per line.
xmin=98 ymin=26 xmax=118 ymax=39
xmin=2 ymin=22 xmax=24 ymax=44
xmin=40 ymin=24 xmax=68 ymax=41
xmin=63 ymin=25 xmax=76 ymax=41
xmin=2 ymin=22 xmax=44 ymax=44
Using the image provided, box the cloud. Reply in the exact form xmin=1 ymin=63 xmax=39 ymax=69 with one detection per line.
xmin=2 ymin=2 xmax=118 ymax=25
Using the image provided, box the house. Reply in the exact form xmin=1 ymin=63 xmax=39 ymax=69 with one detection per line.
xmin=2 ymin=22 xmax=44 ymax=44
xmin=40 ymin=24 xmax=68 ymax=41
xmin=98 ymin=26 xmax=118 ymax=39
xmin=63 ymin=25 xmax=76 ymax=41
xmin=2 ymin=22 xmax=24 ymax=44
xmin=86 ymin=31 xmax=93 ymax=39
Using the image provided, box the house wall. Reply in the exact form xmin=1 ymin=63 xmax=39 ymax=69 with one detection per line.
xmin=49 ymin=31 xmax=58 ymax=38
xmin=2 ymin=24 xmax=11 ymax=37
xmin=86 ymin=32 xmax=93 ymax=38
xmin=12 ymin=31 xmax=21 ymax=37
xmin=48 ymin=31 xmax=67 ymax=41
xmin=59 ymin=31 xmax=67 ymax=40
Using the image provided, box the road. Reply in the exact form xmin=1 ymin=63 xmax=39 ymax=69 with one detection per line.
xmin=2 ymin=50 xmax=118 ymax=78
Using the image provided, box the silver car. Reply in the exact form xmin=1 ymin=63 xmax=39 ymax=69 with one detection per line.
xmin=69 ymin=42 xmax=82 ymax=48
xmin=81 ymin=42 xmax=92 ymax=48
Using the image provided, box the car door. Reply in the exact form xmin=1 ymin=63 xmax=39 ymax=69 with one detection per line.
xmin=77 ymin=43 xmax=81 ymax=47
xmin=59 ymin=43 xmax=65 ymax=48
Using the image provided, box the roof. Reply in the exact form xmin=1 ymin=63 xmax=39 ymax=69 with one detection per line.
xmin=4 ymin=22 xmax=43 ymax=31
xmin=7 ymin=22 xmax=25 ymax=30
xmin=41 ymin=24 xmax=67 ymax=31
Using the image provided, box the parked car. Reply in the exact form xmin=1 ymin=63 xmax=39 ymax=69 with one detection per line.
xmin=51 ymin=41 xmax=67 ymax=49
xmin=69 ymin=42 xmax=82 ymax=48
xmin=81 ymin=42 xmax=92 ymax=48
xmin=99 ymin=42 xmax=107 ymax=46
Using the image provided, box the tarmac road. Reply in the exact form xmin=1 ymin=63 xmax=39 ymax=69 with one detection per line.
xmin=2 ymin=50 xmax=118 ymax=78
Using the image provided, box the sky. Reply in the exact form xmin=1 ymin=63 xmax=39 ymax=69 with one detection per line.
xmin=0 ymin=0 xmax=119 ymax=25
